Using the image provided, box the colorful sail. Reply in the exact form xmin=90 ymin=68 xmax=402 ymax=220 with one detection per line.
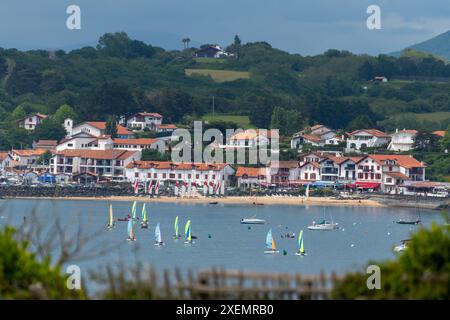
xmin=298 ymin=230 xmax=305 ymax=254
xmin=109 ymin=204 xmax=113 ymax=226
xmin=265 ymin=229 xmax=273 ymax=249
xmin=174 ymin=216 xmax=179 ymax=236
xmin=141 ymin=203 xmax=147 ymax=222
xmin=155 ymin=223 xmax=162 ymax=243
xmin=127 ymin=219 xmax=134 ymax=239
xmin=132 ymin=201 xmax=137 ymax=219
xmin=185 ymin=220 xmax=192 ymax=242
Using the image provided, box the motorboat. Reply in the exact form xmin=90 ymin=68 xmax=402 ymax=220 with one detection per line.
xmin=241 ymin=218 xmax=266 ymax=224
xmin=307 ymin=219 xmax=338 ymax=230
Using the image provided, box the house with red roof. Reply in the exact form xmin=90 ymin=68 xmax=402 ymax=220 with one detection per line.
xmin=388 ymin=129 xmax=418 ymax=152
xmin=353 ymin=154 xmax=426 ymax=193
xmin=126 ymin=112 xmax=163 ymax=130
xmin=124 ymin=161 xmax=235 ymax=193
xmin=51 ymin=149 xmax=141 ymax=181
xmin=235 ymin=167 xmax=266 ymax=188
xmin=67 ymin=121 xmax=134 ymax=139
xmin=18 ymin=113 xmax=48 ymax=131
xmin=346 ymin=129 xmax=390 ymax=151
xmin=291 ymin=125 xmax=338 ymax=149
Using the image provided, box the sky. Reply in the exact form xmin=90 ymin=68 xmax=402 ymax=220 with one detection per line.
xmin=0 ymin=0 xmax=449 ymax=55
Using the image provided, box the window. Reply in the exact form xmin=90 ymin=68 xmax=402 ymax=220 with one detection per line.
xmin=212 ymin=175 xmax=215 ymax=179
xmin=376 ymin=174 xmax=381 ymax=179
xmin=310 ymin=173 xmax=316 ymax=180
xmin=377 ymin=166 xmax=380 ymax=170
xmin=386 ymin=178 xmax=392 ymax=183
xmin=147 ymin=173 xmax=151 ymax=178
xmin=163 ymin=173 xmax=167 ymax=178
xmin=196 ymin=174 xmax=200 ymax=179
xmin=169 ymin=173 xmax=175 ymax=178
xmin=178 ymin=174 xmax=182 ymax=179
xmin=153 ymin=173 xmax=158 ymax=178
xmin=204 ymin=175 xmax=208 ymax=179
xmin=135 ymin=173 xmax=139 ymax=178
xmin=358 ymin=173 xmax=363 ymax=179
xmin=188 ymin=174 xmax=191 ymax=179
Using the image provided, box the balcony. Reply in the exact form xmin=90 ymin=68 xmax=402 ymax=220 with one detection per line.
xmin=321 ymin=168 xmax=338 ymax=175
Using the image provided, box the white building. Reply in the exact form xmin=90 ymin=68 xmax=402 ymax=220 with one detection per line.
xmin=291 ymin=125 xmax=338 ymax=149
xmin=346 ymin=129 xmax=390 ymax=151
xmin=388 ymin=129 xmax=418 ymax=152
xmin=224 ymin=129 xmax=278 ymax=149
xmin=113 ymin=138 xmax=165 ymax=152
xmin=9 ymin=149 xmax=50 ymax=169
xmin=64 ymin=119 xmax=134 ymax=139
xmin=353 ymin=154 xmax=426 ymax=193
xmin=126 ymin=112 xmax=163 ymax=131
xmin=124 ymin=161 xmax=235 ymax=192
xmin=51 ymin=149 xmax=140 ymax=181
xmin=0 ymin=152 xmax=13 ymax=170
xmin=235 ymin=167 xmax=266 ymax=188
xmin=18 ymin=113 xmax=48 ymax=131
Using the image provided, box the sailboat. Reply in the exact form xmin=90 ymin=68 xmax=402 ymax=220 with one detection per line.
xmin=308 ymin=210 xmax=338 ymax=230
xmin=184 ymin=220 xmax=194 ymax=244
xmin=131 ymin=201 xmax=138 ymax=221
xmin=106 ymin=204 xmax=115 ymax=229
xmin=140 ymin=203 xmax=148 ymax=228
xmin=126 ymin=219 xmax=136 ymax=241
xmin=264 ymin=229 xmax=279 ymax=254
xmin=154 ymin=223 xmax=164 ymax=246
xmin=295 ymin=230 xmax=306 ymax=256
xmin=173 ymin=216 xmax=181 ymax=239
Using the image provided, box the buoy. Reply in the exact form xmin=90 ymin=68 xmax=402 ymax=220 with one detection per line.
xmin=247 ymin=226 xmax=251 ymax=230
xmin=208 ymin=234 xmax=212 ymax=239
xmin=283 ymin=250 xmax=287 ymax=255
xmin=387 ymin=232 xmax=391 ymax=236
xmin=350 ymin=244 xmax=355 ymax=247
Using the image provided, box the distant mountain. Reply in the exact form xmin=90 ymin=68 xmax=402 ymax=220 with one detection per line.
xmin=395 ymin=30 xmax=450 ymax=61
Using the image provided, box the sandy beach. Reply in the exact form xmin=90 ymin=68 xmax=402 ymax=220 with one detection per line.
xmin=11 ymin=195 xmax=385 ymax=207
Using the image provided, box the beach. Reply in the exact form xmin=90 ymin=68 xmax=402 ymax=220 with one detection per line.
xmin=11 ymin=195 xmax=385 ymax=207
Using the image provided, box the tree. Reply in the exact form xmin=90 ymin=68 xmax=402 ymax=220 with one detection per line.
xmin=36 ymin=150 xmax=53 ymax=165
xmin=0 ymin=227 xmax=81 ymax=299
xmin=105 ymin=115 xmax=118 ymax=138
xmin=413 ymin=131 xmax=440 ymax=152
xmin=11 ymin=105 xmax=27 ymax=120
xmin=269 ymin=107 xmax=305 ymax=136
xmin=33 ymin=118 xmax=66 ymax=141
xmin=141 ymin=148 xmax=170 ymax=161
xmin=440 ymin=125 xmax=450 ymax=152
xmin=53 ymin=104 xmax=77 ymax=124
xmin=347 ymin=115 xmax=375 ymax=132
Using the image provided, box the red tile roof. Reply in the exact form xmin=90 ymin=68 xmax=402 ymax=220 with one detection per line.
xmin=126 ymin=161 xmax=231 ymax=171
xmin=301 ymin=134 xmax=322 ymax=143
xmin=349 ymin=129 xmax=389 ymax=138
xmin=385 ymin=172 xmax=411 ymax=180
xmin=137 ymin=112 xmax=163 ymax=118
xmin=235 ymin=167 xmax=265 ymax=177
xmin=85 ymin=122 xmax=133 ymax=135
xmin=113 ymin=138 xmax=160 ymax=145
xmin=358 ymin=154 xmax=426 ymax=168
xmin=0 ymin=152 xmax=10 ymax=161
xmin=12 ymin=149 xmax=50 ymax=157
xmin=432 ymin=130 xmax=446 ymax=138
xmin=56 ymin=149 xmax=138 ymax=160
xmin=155 ymin=124 xmax=178 ymax=129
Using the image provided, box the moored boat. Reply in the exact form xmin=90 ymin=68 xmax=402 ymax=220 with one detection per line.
xmin=264 ymin=229 xmax=279 ymax=254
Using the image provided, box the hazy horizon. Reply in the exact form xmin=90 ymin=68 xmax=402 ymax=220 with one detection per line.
xmin=0 ymin=0 xmax=449 ymax=55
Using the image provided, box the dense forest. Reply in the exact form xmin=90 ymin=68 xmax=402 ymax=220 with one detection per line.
xmin=2 ymin=31 xmax=450 ymax=150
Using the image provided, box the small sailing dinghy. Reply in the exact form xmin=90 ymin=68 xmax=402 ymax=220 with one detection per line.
xmin=140 ymin=203 xmax=148 ymax=228
xmin=295 ymin=230 xmax=306 ymax=256
xmin=184 ymin=220 xmax=194 ymax=244
xmin=126 ymin=219 xmax=136 ymax=241
xmin=106 ymin=204 xmax=115 ymax=229
xmin=173 ymin=216 xmax=181 ymax=239
xmin=131 ymin=201 xmax=138 ymax=221
xmin=154 ymin=223 xmax=164 ymax=246
xmin=264 ymin=229 xmax=279 ymax=254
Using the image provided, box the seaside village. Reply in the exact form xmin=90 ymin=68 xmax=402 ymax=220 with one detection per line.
xmin=0 ymin=112 xmax=449 ymax=198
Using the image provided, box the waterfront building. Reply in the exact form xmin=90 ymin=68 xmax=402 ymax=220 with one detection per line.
xmin=388 ymin=129 xmax=418 ymax=152
xmin=346 ymin=129 xmax=390 ymax=151
xmin=235 ymin=167 xmax=266 ymax=188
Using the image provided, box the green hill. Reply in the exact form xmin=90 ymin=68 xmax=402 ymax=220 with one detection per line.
xmin=402 ymin=30 xmax=450 ymax=61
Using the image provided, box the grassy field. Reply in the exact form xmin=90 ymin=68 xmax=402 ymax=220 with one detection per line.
xmin=193 ymin=57 xmax=226 ymax=64
xmin=185 ymin=68 xmax=250 ymax=83
xmin=390 ymin=111 xmax=450 ymax=121
xmin=202 ymin=114 xmax=253 ymax=128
